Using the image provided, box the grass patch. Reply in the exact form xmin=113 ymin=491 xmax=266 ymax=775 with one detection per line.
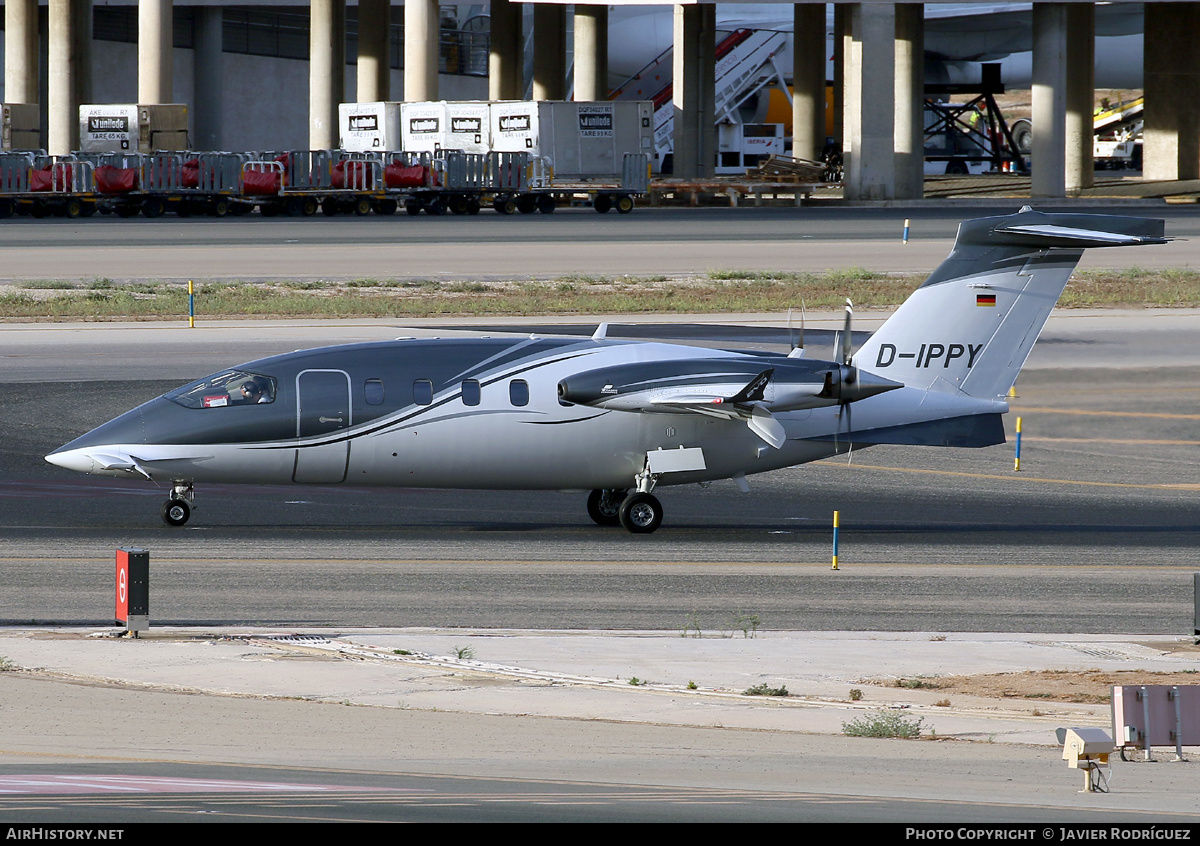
xmin=743 ymin=682 xmax=789 ymax=697
xmin=4 ymin=267 xmax=1200 ymax=321
xmin=842 ymin=710 xmax=926 ymax=738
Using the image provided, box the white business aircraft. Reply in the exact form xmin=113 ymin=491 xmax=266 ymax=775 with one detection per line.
xmin=46 ymin=208 xmax=1166 ymax=533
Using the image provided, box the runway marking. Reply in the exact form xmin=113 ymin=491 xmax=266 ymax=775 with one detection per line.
xmin=0 ymin=775 xmax=421 ymax=795
xmin=1022 ymin=437 xmax=1200 ymax=445
xmin=812 ymin=462 xmax=1200 ymax=491
xmin=1012 ymin=405 xmax=1200 ymax=420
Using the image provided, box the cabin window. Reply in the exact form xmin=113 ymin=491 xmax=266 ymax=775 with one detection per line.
xmin=509 ymin=379 xmax=529 ymax=407
xmin=413 ymin=379 xmax=433 ymax=406
xmin=462 ymin=379 xmax=481 ymax=406
xmin=364 ymin=379 xmax=385 ymax=406
xmin=165 ymin=370 xmax=277 ymax=408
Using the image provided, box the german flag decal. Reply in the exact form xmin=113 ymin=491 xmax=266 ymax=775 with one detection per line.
xmin=976 ymin=293 xmax=997 ymax=307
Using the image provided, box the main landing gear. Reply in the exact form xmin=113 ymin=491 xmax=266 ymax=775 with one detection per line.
xmin=161 ymin=480 xmax=195 ymax=527
xmin=587 ymin=488 xmax=664 ymax=534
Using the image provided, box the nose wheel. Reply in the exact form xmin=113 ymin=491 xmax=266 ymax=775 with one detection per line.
xmin=161 ymin=480 xmax=195 ymax=527
xmin=161 ymin=498 xmax=191 ymax=526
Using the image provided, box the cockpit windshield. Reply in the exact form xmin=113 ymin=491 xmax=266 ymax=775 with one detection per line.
xmin=165 ymin=370 xmax=278 ymax=408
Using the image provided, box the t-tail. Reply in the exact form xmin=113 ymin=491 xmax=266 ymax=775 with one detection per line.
xmin=855 ymin=207 xmax=1167 ymax=400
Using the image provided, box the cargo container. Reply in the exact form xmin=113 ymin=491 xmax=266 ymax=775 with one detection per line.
xmin=79 ymin=104 xmax=189 ymax=153
xmin=2 ymin=104 xmax=40 ymax=151
xmin=400 ymin=101 xmax=492 ymax=154
xmin=339 ymin=101 xmax=402 ymax=152
xmin=488 ymin=100 xmax=654 ymax=180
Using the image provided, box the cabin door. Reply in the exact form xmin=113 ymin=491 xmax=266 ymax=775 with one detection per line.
xmin=294 ymin=369 xmax=352 ymax=483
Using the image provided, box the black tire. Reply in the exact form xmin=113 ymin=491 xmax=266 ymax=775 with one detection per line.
xmin=0 ymin=199 xmax=13 ymax=219
xmin=114 ymin=203 xmax=139 ymax=218
xmin=284 ymin=197 xmax=306 ymax=217
xmin=448 ymin=194 xmax=469 ymax=215
xmin=64 ymin=198 xmax=84 ymax=219
xmin=406 ymin=199 xmax=424 ymax=216
xmin=615 ymin=194 xmax=635 ymax=214
xmin=353 ymin=196 xmax=372 ymax=216
xmin=229 ymin=201 xmax=252 ymax=217
xmin=593 ymin=194 xmax=612 ymax=214
xmin=374 ymin=198 xmax=398 ymax=215
xmin=466 ymin=197 xmax=481 ymax=215
xmin=142 ymin=197 xmax=166 ymax=218
xmin=322 ymin=198 xmax=341 ymax=216
xmin=517 ymin=195 xmax=538 ymax=214
xmin=618 ymin=492 xmax=663 ymax=534
xmin=945 ymin=159 xmax=969 ymax=175
xmin=80 ymin=201 xmax=97 ymax=217
xmin=586 ymin=489 xmax=626 ymax=527
xmin=161 ymin=499 xmax=191 ymax=527
xmin=1010 ymin=118 xmax=1033 ymax=155
xmin=425 ymin=199 xmax=447 ymax=215
xmin=210 ymin=198 xmax=231 ymax=217
xmin=537 ymin=194 xmax=556 ymax=214
xmin=175 ymin=200 xmax=194 ymax=217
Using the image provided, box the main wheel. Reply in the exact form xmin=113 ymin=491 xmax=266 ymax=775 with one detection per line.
xmin=161 ymin=499 xmax=191 ymax=527
xmin=618 ymin=492 xmax=663 ymax=534
xmin=586 ymin=489 xmax=626 ymax=527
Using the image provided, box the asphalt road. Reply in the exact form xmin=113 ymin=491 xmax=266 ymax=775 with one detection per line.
xmin=2 ymin=204 xmax=1199 ymax=282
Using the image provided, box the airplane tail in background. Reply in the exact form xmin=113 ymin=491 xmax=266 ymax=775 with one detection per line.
xmin=855 ymin=207 xmax=1166 ymax=400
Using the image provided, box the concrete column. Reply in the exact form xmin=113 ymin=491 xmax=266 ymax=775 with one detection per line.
xmin=843 ymin=4 xmax=895 ymax=200
xmin=833 ymin=3 xmax=846 ymax=149
xmin=193 ymin=7 xmax=223 ymax=150
xmin=894 ymin=3 xmax=923 ymax=199
xmin=488 ymin=0 xmax=523 ymax=100
xmin=404 ymin=0 xmax=439 ymax=101
xmin=1031 ymin=3 xmax=1067 ymax=198
xmin=5 ymin=0 xmax=40 ymax=104
xmin=357 ymin=0 xmax=390 ymax=102
xmin=48 ymin=0 xmax=91 ymax=155
xmin=1064 ymin=3 xmax=1095 ymax=194
xmin=1144 ymin=3 xmax=1200 ymax=181
xmin=792 ymin=3 xmax=826 ymax=162
xmin=672 ymin=3 xmax=715 ymax=178
xmin=574 ymin=5 xmax=609 ymax=101
xmin=532 ymin=5 xmax=566 ymax=100
xmin=309 ymin=0 xmax=345 ymax=149
xmin=138 ymin=0 xmax=173 ymax=103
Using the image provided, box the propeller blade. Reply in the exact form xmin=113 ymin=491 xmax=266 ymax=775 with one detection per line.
xmin=841 ymin=298 xmax=854 ymax=366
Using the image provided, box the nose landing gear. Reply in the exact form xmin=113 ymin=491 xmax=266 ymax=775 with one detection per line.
xmin=162 ymin=480 xmax=195 ymax=527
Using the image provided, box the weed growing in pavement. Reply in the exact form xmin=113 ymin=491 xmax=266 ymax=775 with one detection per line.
xmin=842 ymin=710 xmax=926 ymax=738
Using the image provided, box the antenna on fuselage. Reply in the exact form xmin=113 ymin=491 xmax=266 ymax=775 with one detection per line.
xmin=592 ymin=323 xmax=608 ymax=342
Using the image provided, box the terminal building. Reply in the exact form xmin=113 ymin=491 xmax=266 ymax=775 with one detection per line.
xmin=1 ymin=0 xmax=1196 ymax=199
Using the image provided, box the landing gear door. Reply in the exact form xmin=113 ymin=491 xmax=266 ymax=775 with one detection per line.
xmin=294 ymin=369 xmax=352 ymax=484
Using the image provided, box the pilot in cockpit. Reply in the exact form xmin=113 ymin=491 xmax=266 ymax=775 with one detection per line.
xmin=239 ymin=378 xmax=272 ymax=404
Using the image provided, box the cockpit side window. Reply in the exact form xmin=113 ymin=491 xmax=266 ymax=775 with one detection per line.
xmin=165 ymin=370 xmax=277 ymax=408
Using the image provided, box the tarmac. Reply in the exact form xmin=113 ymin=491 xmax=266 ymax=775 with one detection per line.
xmin=2 ymin=626 xmax=1196 ymax=747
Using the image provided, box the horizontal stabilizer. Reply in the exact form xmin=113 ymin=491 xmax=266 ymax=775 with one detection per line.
xmin=992 ymin=222 xmax=1168 ymax=248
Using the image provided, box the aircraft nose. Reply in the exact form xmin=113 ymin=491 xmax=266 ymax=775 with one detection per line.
xmin=44 ymin=448 xmax=95 ymax=473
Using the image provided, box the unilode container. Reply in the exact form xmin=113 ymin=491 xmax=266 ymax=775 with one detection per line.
xmin=79 ymin=104 xmax=188 ymax=152
xmin=488 ymin=101 xmax=653 ymax=180
xmin=339 ymin=101 xmax=402 ymax=152
xmin=400 ymin=101 xmax=491 ymax=154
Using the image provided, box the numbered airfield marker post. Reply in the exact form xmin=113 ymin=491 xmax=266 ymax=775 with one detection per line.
xmin=188 ymin=280 xmax=195 ymax=328
xmin=903 ymin=218 xmax=910 ymax=244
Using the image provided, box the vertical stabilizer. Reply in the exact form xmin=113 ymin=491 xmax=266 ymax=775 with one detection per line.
xmin=855 ymin=208 xmax=1166 ymax=399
